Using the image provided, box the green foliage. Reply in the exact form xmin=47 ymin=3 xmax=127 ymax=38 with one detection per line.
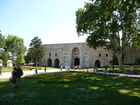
xmin=76 ymin=0 xmax=140 ymax=69
xmin=15 ymin=54 xmax=25 ymax=65
xmin=110 ymin=55 xmax=119 ymax=65
xmin=0 ymin=32 xmax=26 ymax=66
xmin=0 ymin=51 xmax=9 ymax=66
xmin=4 ymin=35 xmax=26 ymax=64
xmin=135 ymin=58 xmax=140 ymax=65
xmin=5 ymin=35 xmax=26 ymax=54
xmin=28 ymin=36 xmax=45 ymax=64
xmin=0 ymin=32 xmax=5 ymax=48
xmin=24 ymin=50 xmax=32 ymax=64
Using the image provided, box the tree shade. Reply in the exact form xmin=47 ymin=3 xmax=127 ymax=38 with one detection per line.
xmin=76 ymin=0 xmax=140 ymax=69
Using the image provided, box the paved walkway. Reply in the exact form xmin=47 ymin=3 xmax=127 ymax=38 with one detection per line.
xmin=0 ymin=69 xmax=63 ymax=79
xmin=0 ymin=69 xmax=140 ymax=79
xmin=72 ymin=70 xmax=140 ymax=78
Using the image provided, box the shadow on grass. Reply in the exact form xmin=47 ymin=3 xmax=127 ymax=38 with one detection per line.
xmin=0 ymin=71 xmax=140 ymax=105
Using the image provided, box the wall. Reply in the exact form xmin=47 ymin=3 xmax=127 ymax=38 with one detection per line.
xmin=40 ymin=42 xmax=113 ymax=67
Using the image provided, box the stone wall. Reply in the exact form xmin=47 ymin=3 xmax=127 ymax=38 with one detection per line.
xmin=40 ymin=42 xmax=113 ymax=67
xmin=124 ymin=48 xmax=140 ymax=64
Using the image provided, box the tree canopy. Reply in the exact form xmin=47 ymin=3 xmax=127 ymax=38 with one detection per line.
xmin=5 ymin=35 xmax=26 ymax=55
xmin=76 ymin=0 xmax=140 ymax=69
xmin=0 ymin=32 xmax=5 ymax=49
xmin=0 ymin=32 xmax=26 ymax=66
xmin=28 ymin=36 xmax=45 ymax=66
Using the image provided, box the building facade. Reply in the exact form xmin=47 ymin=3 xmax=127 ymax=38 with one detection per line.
xmin=40 ymin=43 xmax=112 ymax=68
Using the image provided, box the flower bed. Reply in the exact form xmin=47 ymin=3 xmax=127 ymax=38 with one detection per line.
xmin=135 ymin=73 xmax=140 ymax=75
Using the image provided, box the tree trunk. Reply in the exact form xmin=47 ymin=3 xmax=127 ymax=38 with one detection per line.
xmin=36 ymin=60 xmax=38 ymax=70
xmin=35 ymin=59 xmax=38 ymax=74
xmin=116 ymin=53 xmax=123 ymax=70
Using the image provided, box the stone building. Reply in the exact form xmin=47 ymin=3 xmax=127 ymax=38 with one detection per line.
xmin=124 ymin=48 xmax=140 ymax=64
xmin=40 ymin=42 xmax=112 ymax=68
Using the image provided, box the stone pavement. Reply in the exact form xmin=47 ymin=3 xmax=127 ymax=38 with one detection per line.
xmin=73 ymin=70 xmax=140 ymax=78
xmin=0 ymin=69 xmax=63 ymax=79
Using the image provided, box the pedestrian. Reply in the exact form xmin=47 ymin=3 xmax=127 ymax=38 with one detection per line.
xmin=68 ymin=66 xmax=70 ymax=71
xmin=105 ymin=65 xmax=108 ymax=72
xmin=93 ymin=66 xmax=95 ymax=71
xmin=95 ymin=66 xmax=98 ymax=72
xmin=35 ymin=66 xmax=38 ymax=74
xmin=60 ymin=66 xmax=63 ymax=71
xmin=130 ymin=65 xmax=133 ymax=74
xmin=112 ymin=65 xmax=115 ymax=72
xmin=15 ymin=66 xmax=23 ymax=87
xmin=10 ymin=67 xmax=18 ymax=88
xmin=0 ymin=66 xmax=2 ymax=76
xmin=109 ymin=64 xmax=112 ymax=72
xmin=78 ymin=65 xmax=81 ymax=71
xmin=44 ymin=66 xmax=47 ymax=73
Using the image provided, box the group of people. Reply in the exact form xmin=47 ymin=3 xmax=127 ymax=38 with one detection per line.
xmin=104 ymin=65 xmax=115 ymax=72
xmin=10 ymin=66 xmax=23 ymax=88
xmin=63 ymin=65 xmax=82 ymax=71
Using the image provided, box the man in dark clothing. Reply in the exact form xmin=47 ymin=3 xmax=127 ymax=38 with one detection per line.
xmin=10 ymin=67 xmax=18 ymax=88
xmin=16 ymin=66 xmax=23 ymax=87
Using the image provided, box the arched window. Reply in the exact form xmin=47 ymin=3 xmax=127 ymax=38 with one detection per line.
xmin=72 ymin=47 xmax=80 ymax=66
xmin=54 ymin=59 xmax=59 ymax=67
xmin=106 ymin=53 xmax=108 ymax=57
xmin=95 ymin=60 xmax=101 ymax=67
xmin=47 ymin=59 xmax=52 ymax=67
xmin=74 ymin=58 xmax=80 ymax=66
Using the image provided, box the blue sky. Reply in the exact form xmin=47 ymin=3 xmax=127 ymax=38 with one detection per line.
xmin=0 ymin=0 xmax=88 ymax=47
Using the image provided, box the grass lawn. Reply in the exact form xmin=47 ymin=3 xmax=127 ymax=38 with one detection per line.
xmin=0 ymin=71 xmax=140 ymax=105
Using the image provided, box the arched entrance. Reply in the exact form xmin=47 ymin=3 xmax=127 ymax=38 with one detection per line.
xmin=47 ymin=59 xmax=52 ymax=67
xmin=72 ymin=47 xmax=80 ymax=66
xmin=95 ymin=60 xmax=101 ymax=67
xmin=54 ymin=59 xmax=59 ymax=67
xmin=74 ymin=58 xmax=80 ymax=66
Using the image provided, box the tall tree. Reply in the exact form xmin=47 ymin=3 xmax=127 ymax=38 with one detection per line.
xmin=5 ymin=35 xmax=26 ymax=64
xmin=15 ymin=54 xmax=25 ymax=65
xmin=0 ymin=31 xmax=5 ymax=49
xmin=29 ymin=36 xmax=45 ymax=68
xmin=24 ymin=50 xmax=32 ymax=64
xmin=5 ymin=35 xmax=26 ymax=54
xmin=0 ymin=31 xmax=8 ymax=66
xmin=76 ymin=0 xmax=140 ymax=69
xmin=0 ymin=51 xmax=9 ymax=66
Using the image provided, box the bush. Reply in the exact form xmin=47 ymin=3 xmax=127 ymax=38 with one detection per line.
xmin=110 ymin=56 xmax=118 ymax=65
xmin=135 ymin=58 xmax=140 ymax=65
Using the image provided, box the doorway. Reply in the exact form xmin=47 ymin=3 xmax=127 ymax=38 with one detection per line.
xmin=74 ymin=58 xmax=80 ymax=66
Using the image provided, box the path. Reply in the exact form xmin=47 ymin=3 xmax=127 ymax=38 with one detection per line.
xmin=0 ymin=69 xmax=63 ymax=79
xmin=1 ymin=69 xmax=140 ymax=79
xmin=71 ymin=69 xmax=140 ymax=78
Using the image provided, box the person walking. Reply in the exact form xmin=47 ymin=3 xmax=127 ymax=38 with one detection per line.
xmin=130 ymin=65 xmax=133 ymax=74
xmin=10 ymin=67 xmax=18 ymax=88
xmin=60 ymin=66 xmax=63 ymax=71
xmin=35 ymin=66 xmax=38 ymax=74
xmin=104 ymin=65 xmax=108 ymax=72
xmin=44 ymin=66 xmax=47 ymax=73
xmin=112 ymin=65 xmax=115 ymax=72
xmin=15 ymin=66 xmax=23 ymax=87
